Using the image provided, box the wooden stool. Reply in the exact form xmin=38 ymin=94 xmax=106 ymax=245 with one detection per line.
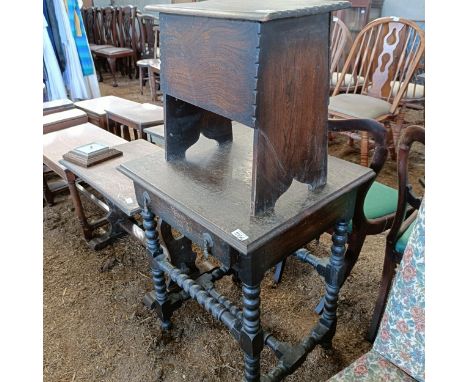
xmin=60 ymin=139 xmax=162 ymax=249
xmin=152 ymin=0 xmax=344 ymax=215
xmin=137 ymin=58 xmax=160 ymax=95
xmin=43 ymin=123 xmax=125 ymax=241
xmin=105 ymin=102 xmax=164 ymax=141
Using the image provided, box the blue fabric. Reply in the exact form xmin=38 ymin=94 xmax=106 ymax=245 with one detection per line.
xmin=44 ymin=0 xmax=66 ymax=72
xmin=66 ymin=0 xmax=94 ymax=76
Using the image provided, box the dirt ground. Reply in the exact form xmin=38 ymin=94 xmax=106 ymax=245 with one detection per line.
xmin=43 ymin=72 xmax=425 ymax=382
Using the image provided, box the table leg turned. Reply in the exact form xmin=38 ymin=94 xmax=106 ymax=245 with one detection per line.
xmin=141 ymin=192 xmax=172 ymax=330
xmin=65 ymin=171 xmax=93 ymax=241
xmin=319 ymin=219 xmax=348 ymax=349
xmin=241 ymin=283 xmax=263 ymax=382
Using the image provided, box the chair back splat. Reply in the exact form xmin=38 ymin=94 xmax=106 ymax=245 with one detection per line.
xmin=83 ymin=7 xmax=95 ymax=44
xmin=101 ymin=6 xmax=116 ymax=46
xmin=118 ymin=6 xmax=137 ymax=51
xmin=137 ymin=14 xmax=158 ymax=59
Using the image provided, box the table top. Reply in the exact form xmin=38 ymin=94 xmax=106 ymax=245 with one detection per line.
xmin=74 ymin=96 xmax=139 ymax=117
xmin=60 ymin=139 xmax=162 ymax=216
xmin=119 ymin=123 xmax=374 ymax=253
xmin=43 ymin=123 xmax=126 ymax=179
xmin=43 ymin=108 xmax=88 ymax=127
xmin=105 ymin=102 xmax=164 ymax=126
xmin=147 ymin=0 xmax=349 ymax=22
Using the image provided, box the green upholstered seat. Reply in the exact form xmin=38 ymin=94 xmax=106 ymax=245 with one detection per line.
xmin=395 ymin=220 xmax=416 ymax=254
xmin=348 ymin=181 xmax=398 ymax=231
xmin=364 ymin=182 xmax=398 ymax=219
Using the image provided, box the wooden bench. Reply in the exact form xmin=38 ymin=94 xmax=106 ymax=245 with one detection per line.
xmin=43 ymin=122 xmax=163 ymax=249
xmin=60 ymin=138 xmax=161 ymax=249
xmin=43 ymin=98 xmax=74 ymax=116
xmin=43 ymin=109 xmax=88 ymax=134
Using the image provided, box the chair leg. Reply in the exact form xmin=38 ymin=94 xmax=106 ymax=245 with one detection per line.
xmin=273 ymin=258 xmax=287 ymax=284
xmin=367 ymin=250 xmax=399 ymax=342
xmin=385 ymin=121 xmax=396 ymax=161
xmin=139 ymin=66 xmax=144 ymax=95
xmin=360 ymin=131 xmax=369 ymax=167
xmin=107 ymin=57 xmax=118 ymax=87
xmin=95 ymin=58 xmax=104 ymax=82
xmin=149 ymin=69 xmax=155 ymax=102
xmin=391 ymin=112 xmax=405 ymax=155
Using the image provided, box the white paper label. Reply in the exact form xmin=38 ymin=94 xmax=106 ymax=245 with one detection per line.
xmin=231 ymin=229 xmax=249 ymax=241
xmin=125 ymin=197 xmax=133 ymax=204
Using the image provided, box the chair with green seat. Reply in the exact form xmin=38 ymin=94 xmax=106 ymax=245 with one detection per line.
xmin=273 ymin=118 xmax=396 ymax=285
xmin=367 ymin=125 xmax=424 ymax=342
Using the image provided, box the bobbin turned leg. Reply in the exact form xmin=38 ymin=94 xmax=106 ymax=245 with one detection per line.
xmin=240 ymin=283 xmax=263 ymax=382
xmin=141 ymin=192 xmax=172 ymax=330
xmin=319 ymin=219 xmax=348 ymax=349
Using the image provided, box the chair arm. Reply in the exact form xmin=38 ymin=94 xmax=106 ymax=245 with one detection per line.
xmin=387 ymin=125 xmax=425 ymax=246
xmin=328 ymin=119 xmax=388 ymax=176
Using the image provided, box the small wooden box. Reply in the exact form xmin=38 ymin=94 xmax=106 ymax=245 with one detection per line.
xmin=149 ymin=0 xmax=349 ymax=215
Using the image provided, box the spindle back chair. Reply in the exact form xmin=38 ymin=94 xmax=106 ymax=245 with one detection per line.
xmin=330 ymin=16 xmax=354 ymax=91
xmin=329 ymin=17 xmax=425 ymax=166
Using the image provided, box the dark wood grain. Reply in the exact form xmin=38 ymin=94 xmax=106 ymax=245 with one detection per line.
xmin=146 ymin=0 xmax=349 ymax=22
xmin=160 ymin=14 xmax=260 ymax=127
xmin=164 ymin=95 xmax=232 ymax=160
xmin=158 ymin=6 xmax=343 ymax=214
xmin=252 ymin=14 xmax=330 ymax=213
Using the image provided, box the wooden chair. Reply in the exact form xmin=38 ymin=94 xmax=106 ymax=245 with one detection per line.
xmin=367 ymin=125 xmax=424 ymax=342
xmin=329 ymin=17 xmax=425 ymax=167
xmin=328 ymin=199 xmax=425 ymax=381
xmin=89 ymin=7 xmax=113 ymax=53
xmin=329 ymin=16 xmax=355 ymax=92
xmin=136 ymin=15 xmax=159 ymax=95
xmin=274 ymin=118 xmax=400 ymax=289
xmin=82 ymin=8 xmax=95 ymax=45
xmin=116 ymin=6 xmax=139 ymax=75
xmin=93 ymin=6 xmax=137 ymax=87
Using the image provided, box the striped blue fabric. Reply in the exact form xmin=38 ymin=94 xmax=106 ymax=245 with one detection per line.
xmin=67 ymin=0 xmax=94 ymax=76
